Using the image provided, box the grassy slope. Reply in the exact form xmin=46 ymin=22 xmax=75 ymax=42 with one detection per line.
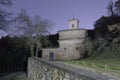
xmin=67 ymin=58 xmax=120 ymax=75
xmin=66 ymin=43 xmax=120 ymax=74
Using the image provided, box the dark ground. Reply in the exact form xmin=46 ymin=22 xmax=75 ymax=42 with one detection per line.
xmin=0 ymin=72 xmax=27 ymax=80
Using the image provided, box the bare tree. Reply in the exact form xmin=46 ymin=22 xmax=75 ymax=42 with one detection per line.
xmin=0 ymin=0 xmax=12 ymax=29
xmin=15 ymin=9 xmax=52 ymax=57
xmin=107 ymin=0 xmax=115 ymax=17
xmin=115 ymin=0 xmax=120 ymax=15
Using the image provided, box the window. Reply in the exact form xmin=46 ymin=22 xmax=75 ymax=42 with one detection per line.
xmin=76 ymin=47 xmax=79 ymax=50
xmin=72 ymin=24 xmax=74 ymax=28
xmin=64 ymin=48 xmax=66 ymax=50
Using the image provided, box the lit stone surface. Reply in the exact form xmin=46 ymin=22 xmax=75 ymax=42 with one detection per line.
xmin=42 ymin=19 xmax=87 ymax=60
xmin=28 ymin=57 xmax=118 ymax=80
xmin=58 ymin=29 xmax=87 ymax=40
xmin=68 ymin=18 xmax=79 ymax=29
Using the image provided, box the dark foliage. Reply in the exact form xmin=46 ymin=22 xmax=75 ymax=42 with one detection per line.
xmin=94 ymin=16 xmax=120 ymax=40
xmin=0 ymin=34 xmax=57 ymax=66
xmin=49 ymin=34 xmax=59 ymax=47
xmin=87 ymin=30 xmax=95 ymax=40
xmin=0 ymin=36 xmax=30 ymax=66
xmin=90 ymin=42 xmax=120 ymax=59
xmin=42 ymin=34 xmax=59 ymax=48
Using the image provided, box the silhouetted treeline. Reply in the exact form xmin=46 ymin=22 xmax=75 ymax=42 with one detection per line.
xmin=0 ymin=34 xmax=59 ymax=64
xmin=85 ymin=1 xmax=120 ymax=59
xmin=94 ymin=16 xmax=120 ymax=41
xmin=0 ymin=34 xmax=58 ymax=60
xmin=0 ymin=36 xmax=30 ymax=72
xmin=0 ymin=36 xmax=30 ymax=64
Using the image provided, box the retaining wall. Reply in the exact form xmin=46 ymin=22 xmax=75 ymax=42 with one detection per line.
xmin=28 ymin=57 xmax=118 ymax=80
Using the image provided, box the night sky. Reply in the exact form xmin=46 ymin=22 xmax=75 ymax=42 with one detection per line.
xmin=2 ymin=0 xmax=117 ymax=35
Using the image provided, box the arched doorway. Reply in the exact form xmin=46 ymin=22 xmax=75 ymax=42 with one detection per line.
xmin=49 ymin=52 xmax=54 ymax=60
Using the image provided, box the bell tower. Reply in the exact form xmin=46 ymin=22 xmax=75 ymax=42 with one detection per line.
xmin=68 ymin=18 xmax=79 ymax=29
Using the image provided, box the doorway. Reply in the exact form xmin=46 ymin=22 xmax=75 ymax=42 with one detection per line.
xmin=49 ymin=52 xmax=54 ymax=60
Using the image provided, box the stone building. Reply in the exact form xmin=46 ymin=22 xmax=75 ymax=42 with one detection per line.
xmin=42 ymin=18 xmax=87 ymax=60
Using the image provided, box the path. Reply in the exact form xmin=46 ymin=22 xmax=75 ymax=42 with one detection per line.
xmin=0 ymin=72 xmax=27 ymax=80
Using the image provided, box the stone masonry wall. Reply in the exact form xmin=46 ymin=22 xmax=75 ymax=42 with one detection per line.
xmin=28 ymin=57 xmax=117 ymax=80
xmin=42 ymin=44 xmax=84 ymax=61
xmin=58 ymin=29 xmax=87 ymax=40
xmin=42 ymin=29 xmax=87 ymax=60
xmin=42 ymin=48 xmax=59 ymax=60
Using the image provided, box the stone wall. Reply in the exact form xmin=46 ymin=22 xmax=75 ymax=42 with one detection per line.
xmin=28 ymin=57 xmax=117 ymax=80
xmin=42 ymin=47 xmax=82 ymax=60
xmin=58 ymin=29 xmax=87 ymax=40
xmin=42 ymin=48 xmax=59 ymax=60
xmin=42 ymin=29 xmax=87 ymax=60
xmin=42 ymin=43 xmax=85 ymax=60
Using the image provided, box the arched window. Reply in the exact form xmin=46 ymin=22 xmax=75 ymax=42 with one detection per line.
xmin=49 ymin=52 xmax=54 ymax=60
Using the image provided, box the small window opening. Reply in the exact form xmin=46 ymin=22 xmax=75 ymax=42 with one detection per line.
xmin=64 ymin=48 xmax=66 ymax=50
xmin=72 ymin=24 xmax=74 ymax=28
xmin=76 ymin=47 xmax=79 ymax=50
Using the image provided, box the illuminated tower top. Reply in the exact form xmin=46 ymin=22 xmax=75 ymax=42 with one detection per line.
xmin=68 ymin=18 xmax=79 ymax=29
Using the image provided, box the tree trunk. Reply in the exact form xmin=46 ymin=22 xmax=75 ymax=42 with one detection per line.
xmin=30 ymin=45 xmax=34 ymax=57
xmin=36 ymin=45 xmax=38 ymax=57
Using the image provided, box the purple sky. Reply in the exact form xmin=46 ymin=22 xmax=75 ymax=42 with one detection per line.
xmin=8 ymin=0 xmax=116 ymax=34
